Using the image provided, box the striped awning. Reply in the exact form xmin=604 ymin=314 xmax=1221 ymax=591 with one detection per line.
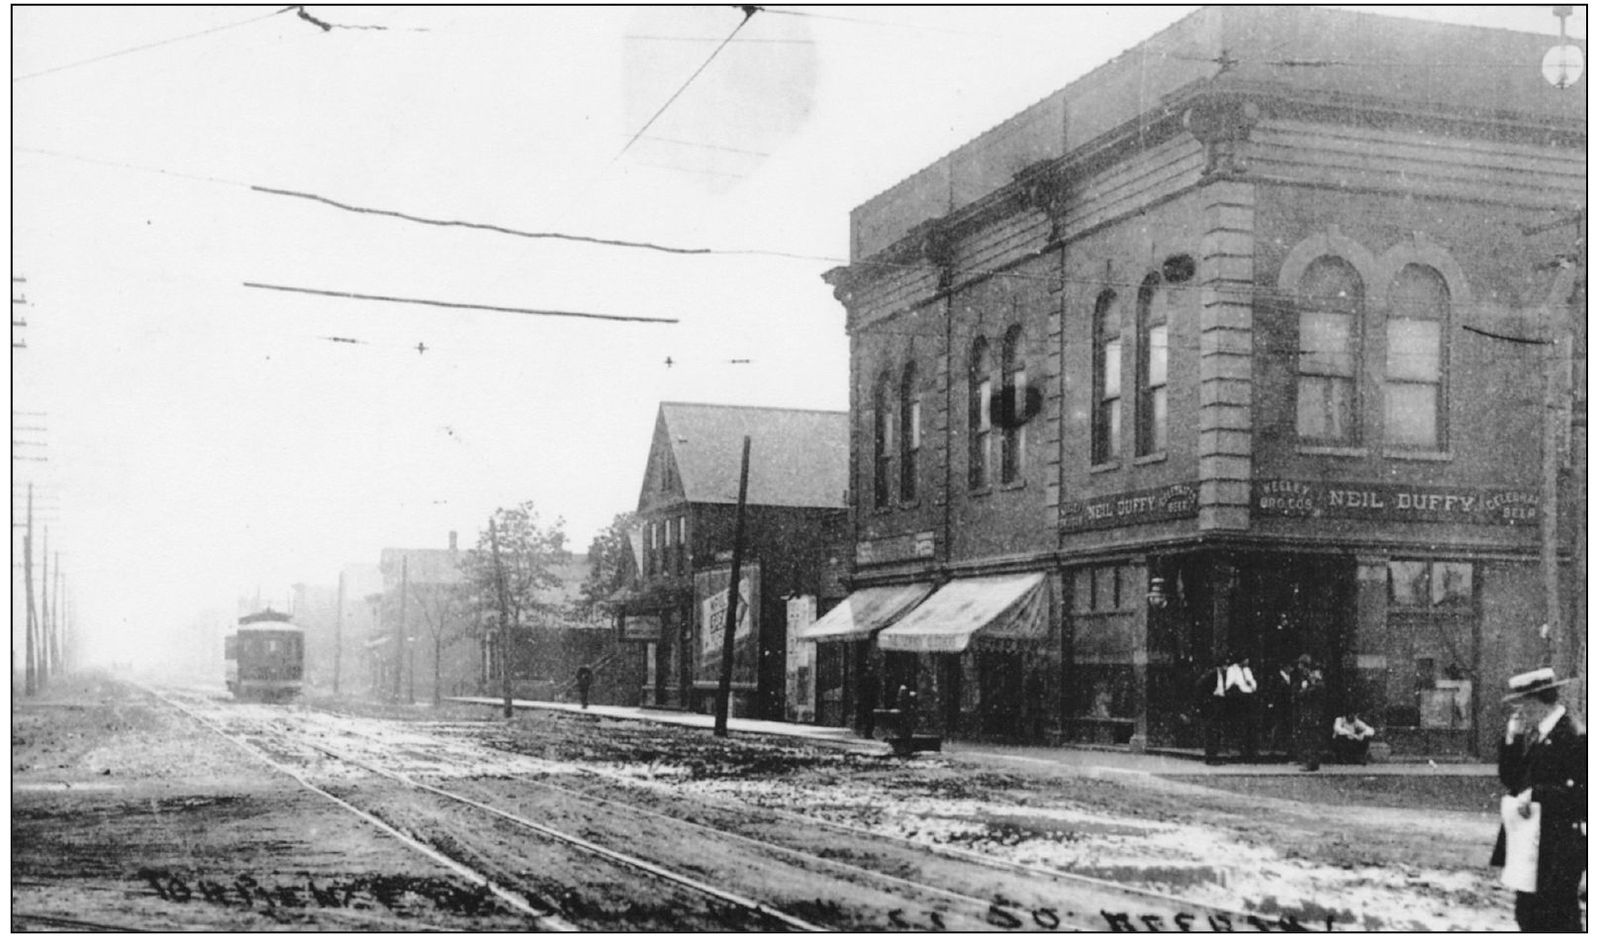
xmin=877 ymin=572 xmax=1047 ymax=653
xmin=797 ymin=583 xmax=934 ymax=644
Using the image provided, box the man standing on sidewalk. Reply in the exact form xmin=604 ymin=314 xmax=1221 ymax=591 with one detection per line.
xmin=1489 ymin=667 xmax=1586 ymax=932
xmin=1291 ymin=653 xmax=1325 ymax=772
xmin=576 ymin=665 xmax=594 ymax=709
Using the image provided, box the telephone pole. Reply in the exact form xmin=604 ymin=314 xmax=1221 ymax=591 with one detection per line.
xmin=713 ymin=436 xmax=752 ymax=738
xmin=39 ymin=527 xmax=50 ymax=687
xmin=23 ymin=485 xmax=38 ymax=696
xmin=394 ymin=555 xmax=408 ymax=704
xmin=334 ymin=570 xmax=345 ymax=694
xmin=489 ymin=517 xmax=513 ymax=720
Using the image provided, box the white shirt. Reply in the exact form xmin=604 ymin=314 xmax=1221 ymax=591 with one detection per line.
xmin=1224 ymin=663 xmax=1257 ymax=694
xmin=1333 ymin=716 xmax=1374 ymax=739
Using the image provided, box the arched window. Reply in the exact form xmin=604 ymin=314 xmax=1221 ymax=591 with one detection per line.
xmin=1296 ymin=257 xmax=1363 ymax=444
xmin=1091 ymin=292 xmax=1123 ymax=464
xmin=968 ymin=336 xmax=992 ymax=490
xmin=1000 ymin=325 xmax=1026 ymax=483
xmin=899 ymin=361 xmax=921 ymax=503
xmin=1385 ymin=264 xmax=1448 ymax=448
xmin=873 ymin=370 xmax=895 ymax=508
xmin=1136 ymin=274 xmax=1169 ymax=456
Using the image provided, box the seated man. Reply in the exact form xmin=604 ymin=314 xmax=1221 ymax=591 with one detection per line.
xmin=1331 ymin=709 xmax=1376 ymax=764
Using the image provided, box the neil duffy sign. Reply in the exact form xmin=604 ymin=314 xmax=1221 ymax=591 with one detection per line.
xmin=1253 ymin=480 xmax=1539 ymax=525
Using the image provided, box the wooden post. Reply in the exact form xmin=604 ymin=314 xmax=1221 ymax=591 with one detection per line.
xmin=333 ymin=570 xmax=344 ymax=695
xmin=394 ymin=556 xmax=408 ymax=703
xmin=23 ymin=484 xmax=37 ymax=696
xmin=490 ymin=517 xmax=513 ymax=720
xmin=39 ymin=526 xmax=50 ymax=686
xmin=50 ymin=552 xmax=61 ymax=674
xmin=714 ymin=436 xmax=752 ymax=737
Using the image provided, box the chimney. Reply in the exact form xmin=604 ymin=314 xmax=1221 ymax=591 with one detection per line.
xmin=448 ymin=530 xmax=457 ymax=551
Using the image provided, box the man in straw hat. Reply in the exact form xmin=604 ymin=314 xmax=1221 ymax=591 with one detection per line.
xmin=1488 ymin=667 xmax=1586 ymax=932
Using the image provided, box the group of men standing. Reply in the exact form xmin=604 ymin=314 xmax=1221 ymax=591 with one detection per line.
xmin=1197 ymin=653 xmax=1326 ymax=769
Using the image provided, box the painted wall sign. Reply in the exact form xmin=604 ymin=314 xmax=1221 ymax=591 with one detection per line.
xmin=693 ymin=564 xmax=760 ymax=688
xmin=856 ymin=530 xmax=936 ymax=566
xmin=1060 ymin=483 xmax=1199 ymax=533
xmin=1253 ymin=480 xmax=1539 ymax=525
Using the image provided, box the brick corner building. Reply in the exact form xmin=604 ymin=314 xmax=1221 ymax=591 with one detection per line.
xmin=817 ymin=6 xmax=1585 ymax=758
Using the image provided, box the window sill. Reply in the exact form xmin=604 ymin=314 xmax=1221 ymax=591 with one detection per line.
xmin=1133 ymin=452 xmax=1167 ymax=467
xmin=1383 ymin=448 xmax=1452 ymax=462
xmin=1000 ymin=478 xmax=1028 ymax=492
xmin=1089 ymin=461 xmax=1121 ymax=474
xmin=969 ymin=486 xmax=995 ymax=499
xmin=898 ymin=499 xmax=922 ymax=511
xmin=1296 ymin=444 xmax=1368 ymax=458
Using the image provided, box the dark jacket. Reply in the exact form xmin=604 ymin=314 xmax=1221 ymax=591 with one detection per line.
xmin=1489 ymin=711 xmax=1588 ymax=897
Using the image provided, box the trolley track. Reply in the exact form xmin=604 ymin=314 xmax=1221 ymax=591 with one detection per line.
xmin=148 ymin=687 xmax=826 ymax=931
xmin=148 ymin=687 xmax=1317 ymax=931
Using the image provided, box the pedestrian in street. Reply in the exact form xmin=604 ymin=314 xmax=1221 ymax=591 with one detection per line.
xmin=1194 ymin=660 xmax=1229 ymax=765
xmin=1291 ymin=653 xmax=1326 ymax=771
xmin=576 ymin=665 xmax=593 ymax=709
xmin=1489 ymin=667 xmax=1586 ymax=932
xmin=1331 ymin=707 xmax=1375 ymax=764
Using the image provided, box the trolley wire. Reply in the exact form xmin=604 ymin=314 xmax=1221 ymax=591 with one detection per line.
xmin=12 ymin=7 xmax=292 ymax=83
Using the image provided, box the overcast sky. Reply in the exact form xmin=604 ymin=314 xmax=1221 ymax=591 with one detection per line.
xmin=10 ymin=5 xmax=1585 ymax=665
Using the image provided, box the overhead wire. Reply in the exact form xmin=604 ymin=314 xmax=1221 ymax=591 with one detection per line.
xmin=17 ymin=140 xmax=1576 ymax=319
xmin=614 ymin=7 xmax=759 ymax=165
xmin=242 ymin=282 xmax=681 ymax=325
xmin=12 ymin=7 xmax=292 ymax=83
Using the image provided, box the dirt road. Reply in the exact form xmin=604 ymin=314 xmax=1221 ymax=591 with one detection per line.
xmin=11 ymin=673 xmax=1517 ymax=931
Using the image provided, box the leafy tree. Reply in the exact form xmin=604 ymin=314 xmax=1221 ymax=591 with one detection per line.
xmin=580 ymin=511 xmax=640 ymax=612
xmin=462 ymin=501 xmax=570 ymax=686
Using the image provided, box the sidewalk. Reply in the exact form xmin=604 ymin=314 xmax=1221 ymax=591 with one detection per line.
xmin=445 ymin=696 xmax=1493 ymax=779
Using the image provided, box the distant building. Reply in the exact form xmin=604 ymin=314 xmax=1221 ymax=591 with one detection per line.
xmin=821 ymin=6 xmax=1583 ymax=756
xmin=376 ymin=532 xmax=476 ymax=703
xmin=615 ymin=402 xmax=851 ymax=721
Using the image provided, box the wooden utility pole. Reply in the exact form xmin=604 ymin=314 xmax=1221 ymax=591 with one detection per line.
xmin=713 ymin=436 xmax=752 ymax=737
xmin=396 ymin=556 xmax=409 ymax=704
xmin=50 ymin=552 xmax=62 ymax=674
xmin=39 ymin=526 xmax=50 ymax=686
xmin=23 ymin=484 xmax=37 ymax=696
xmin=333 ymin=570 xmax=345 ymax=695
xmin=490 ymin=517 xmax=513 ymax=720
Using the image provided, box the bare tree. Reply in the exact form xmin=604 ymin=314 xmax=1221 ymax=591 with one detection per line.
xmin=411 ymin=581 xmax=478 ymax=705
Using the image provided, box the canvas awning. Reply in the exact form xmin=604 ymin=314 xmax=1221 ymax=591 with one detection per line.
xmin=876 ymin=572 xmax=1047 ymax=653
xmin=797 ymin=583 xmax=934 ymax=644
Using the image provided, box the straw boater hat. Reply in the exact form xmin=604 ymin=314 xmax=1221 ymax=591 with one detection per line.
xmin=1500 ymin=667 xmax=1578 ymax=703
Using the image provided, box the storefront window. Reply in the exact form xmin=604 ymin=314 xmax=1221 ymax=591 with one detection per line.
xmin=1068 ymin=565 xmax=1137 ymax=743
xmin=1384 ymin=560 xmax=1476 ymax=756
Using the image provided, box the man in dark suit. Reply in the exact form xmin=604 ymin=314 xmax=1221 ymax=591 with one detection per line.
xmin=1489 ymin=667 xmax=1587 ymax=932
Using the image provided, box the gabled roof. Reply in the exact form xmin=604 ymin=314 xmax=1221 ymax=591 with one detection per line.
xmin=645 ymin=402 xmax=848 ymax=510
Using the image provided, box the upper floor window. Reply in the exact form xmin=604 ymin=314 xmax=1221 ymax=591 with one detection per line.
xmin=663 ymin=518 xmax=674 ymax=576
xmin=1135 ymin=274 xmax=1169 ymax=456
xmin=968 ymin=336 xmax=993 ymax=490
xmin=872 ymin=371 xmax=895 ymax=508
xmin=900 ymin=361 xmax=921 ymax=503
xmin=677 ymin=515 xmax=688 ymax=573
xmin=1091 ymin=292 xmax=1123 ymax=464
xmin=649 ymin=521 xmax=660 ymax=575
xmin=1385 ymin=264 xmax=1448 ymax=449
xmin=1000 ymin=325 xmax=1026 ymax=483
xmin=1296 ymin=256 xmax=1363 ymax=444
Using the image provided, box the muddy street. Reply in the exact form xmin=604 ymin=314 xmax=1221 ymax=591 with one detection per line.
xmin=12 ymin=673 xmax=1517 ymax=932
